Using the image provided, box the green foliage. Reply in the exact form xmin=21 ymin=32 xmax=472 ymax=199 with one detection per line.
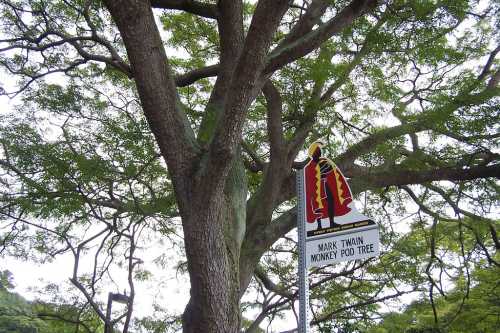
xmin=0 ymin=273 xmax=102 ymax=333
xmin=367 ymin=265 xmax=500 ymax=333
xmin=1 ymin=78 xmax=176 ymax=221
xmin=0 ymin=270 xmax=14 ymax=291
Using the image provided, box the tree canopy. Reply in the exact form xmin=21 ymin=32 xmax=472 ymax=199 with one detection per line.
xmin=368 ymin=264 xmax=500 ymax=333
xmin=0 ymin=270 xmax=102 ymax=333
xmin=0 ymin=0 xmax=499 ymax=332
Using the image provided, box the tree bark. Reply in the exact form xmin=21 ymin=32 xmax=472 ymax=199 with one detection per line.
xmin=102 ymin=0 xmax=198 ymax=216
xmin=182 ymin=154 xmax=247 ymax=332
xmin=181 ymin=202 xmax=241 ymax=332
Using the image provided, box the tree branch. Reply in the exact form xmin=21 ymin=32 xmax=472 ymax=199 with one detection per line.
xmin=263 ymin=80 xmax=286 ymax=156
xmin=311 ymin=289 xmax=416 ymax=325
xmin=175 ymin=64 xmax=219 ymax=87
xmin=350 ymin=164 xmax=500 ymax=192
xmin=320 ymin=13 xmax=387 ymax=103
xmin=254 ymin=266 xmax=294 ymax=299
xmin=337 ymin=81 xmax=500 ymax=169
xmin=242 ymin=161 xmax=499 ymax=277
xmin=424 ymin=183 xmax=500 ymax=250
xmin=477 ymin=44 xmax=500 ymax=83
xmin=284 ymin=13 xmax=386 ymax=160
xmin=103 ymin=0 xmax=199 ymax=213
xmin=196 ymin=1 xmax=244 ymax=144
xmin=277 ymin=0 xmax=329 ymax=47
xmin=265 ymin=0 xmax=379 ymax=74
xmin=69 ymin=278 xmax=106 ymax=321
xmin=201 ymin=0 xmax=290 ymax=199
xmin=0 ymin=3 xmax=133 ymax=82
xmin=150 ymin=0 xmax=219 ymax=19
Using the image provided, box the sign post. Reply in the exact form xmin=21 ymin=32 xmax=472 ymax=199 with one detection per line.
xmin=296 ymin=170 xmax=309 ymax=333
xmin=296 ymin=141 xmax=380 ymax=331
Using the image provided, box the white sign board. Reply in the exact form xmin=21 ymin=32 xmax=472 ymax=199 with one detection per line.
xmin=306 ymin=225 xmax=379 ymax=267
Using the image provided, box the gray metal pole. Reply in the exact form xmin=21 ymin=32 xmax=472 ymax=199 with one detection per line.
xmin=105 ymin=292 xmax=113 ymax=333
xmin=297 ymin=170 xmax=309 ymax=333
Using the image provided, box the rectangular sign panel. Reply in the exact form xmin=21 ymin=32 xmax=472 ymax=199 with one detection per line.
xmin=306 ymin=226 xmax=379 ymax=267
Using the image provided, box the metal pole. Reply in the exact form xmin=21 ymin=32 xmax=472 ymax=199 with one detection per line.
xmin=297 ymin=169 xmax=309 ymax=333
xmin=105 ymin=292 xmax=113 ymax=333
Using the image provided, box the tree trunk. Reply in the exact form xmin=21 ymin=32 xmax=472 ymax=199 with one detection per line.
xmin=181 ymin=157 xmax=247 ymax=332
xmin=181 ymin=207 xmax=240 ymax=332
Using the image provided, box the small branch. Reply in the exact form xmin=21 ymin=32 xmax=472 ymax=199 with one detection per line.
xmin=311 ymin=289 xmax=416 ymax=325
xmin=425 ymin=216 xmax=441 ymax=326
xmin=69 ymin=277 xmax=106 ymax=321
xmin=477 ymin=44 xmax=500 ymax=83
xmin=1 ymin=59 xmax=87 ymax=97
xmin=424 ymin=183 xmax=500 ymax=251
xmin=320 ymin=13 xmax=387 ymax=104
xmin=241 ymin=141 xmax=264 ymax=172
xmin=254 ymin=266 xmax=294 ymax=299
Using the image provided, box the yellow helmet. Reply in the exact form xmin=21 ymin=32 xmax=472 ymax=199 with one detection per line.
xmin=308 ymin=141 xmax=324 ymax=158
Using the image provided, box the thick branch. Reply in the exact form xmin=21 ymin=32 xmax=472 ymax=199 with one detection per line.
xmin=278 ymin=0 xmax=329 ymax=47
xmin=263 ymin=80 xmax=286 ymax=155
xmin=201 ymin=0 xmax=290 ymax=198
xmin=265 ymin=0 xmax=379 ymax=74
xmin=197 ymin=1 xmax=244 ymax=144
xmin=240 ymin=162 xmax=499 ymax=285
xmin=477 ymin=44 xmax=500 ymax=83
xmin=350 ymin=164 xmax=500 ymax=192
xmin=217 ymin=0 xmax=244 ymax=64
xmin=241 ymin=141 xmax=265 ymax=172
xmin=487 ymin=68 xmax=500 ymax=89
xmin=150 ymin=0 xmax=219 ymax=19
xmin=104 ymin=0 xmax=199 ymax=213
xmin=175 ymin=64 xmax=219 ymax=87
xmin=254 ymin=266 xmax=294 ymax=299
xmin=336 ymin=122 xmax=428 ymax=167
xmin=436 ymin=129 xmax=500 ymax=144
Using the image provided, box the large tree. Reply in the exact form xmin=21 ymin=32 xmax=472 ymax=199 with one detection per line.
xmin=0 ymin=0 xmax=499 ymax=332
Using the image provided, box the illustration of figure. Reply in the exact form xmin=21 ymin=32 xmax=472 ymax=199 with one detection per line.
xmin=304 ymin=141 xmax=353 ymax=230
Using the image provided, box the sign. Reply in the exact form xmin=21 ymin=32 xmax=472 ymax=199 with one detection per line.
xmin=306 ymin=225 xmax=379 ymax=266
xmin=300 ymin=141 xmax=379 ymax=267
xmin=296 ymin=141 xmax=381 ymax=333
